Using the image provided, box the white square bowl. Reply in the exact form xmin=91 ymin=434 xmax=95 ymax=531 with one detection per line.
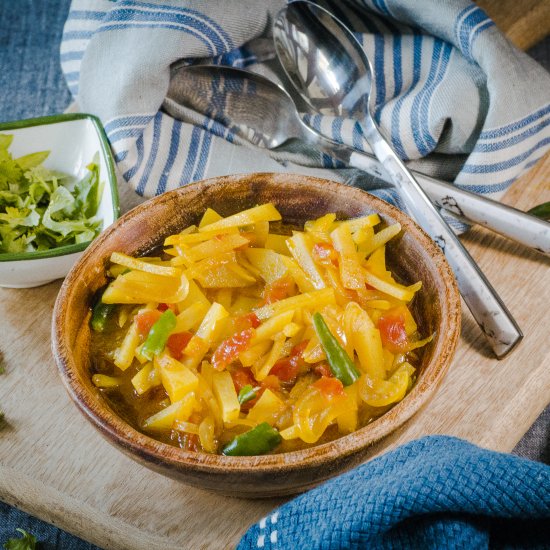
xmin=0 ymin=114 xmax=120 ymax=288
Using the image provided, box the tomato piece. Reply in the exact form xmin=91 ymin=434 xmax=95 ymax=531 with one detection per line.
xmin=313 ymin=361 xmax=333 ymax=378
xmin=378 ymin=310 xmax=408 ymax=353
xmin=290 ymin=340 xmax=309 ymax=358
xmin=270 ymin=357 xmax=298 ymax=383
xmin=245 ymin=312 xmax=261 ymax=328
xmin=211 ymin=329 xmax=254 ymax=371
xmin=231 ymin=367 xmax=256 ymax=393
xmin=312 ymin=242 xmax=339 ymax=266
xmin=312 ymin=376 xmax=345 ymax=398
xmin=233 ymin=312 xmax=261 ymax=332
xmin=166 ymin=331 xmax=193 ymax=360
xmin=135 ymin=309 xmax=162 ymax=339
xmin=158 ymin=303 xmax=177 ymax=313
xmin=261 ymin=274 xmax=294 ymax=305
xmin=270 ymin=340 xmax=310 ymax=383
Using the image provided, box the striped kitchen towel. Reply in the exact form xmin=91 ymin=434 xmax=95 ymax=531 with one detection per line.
xmin=60 ymin=0 xmax=550 ymax=204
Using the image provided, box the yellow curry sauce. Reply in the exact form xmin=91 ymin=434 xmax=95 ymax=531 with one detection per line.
xmin=89 ymin=204 xmax=431 ymax=456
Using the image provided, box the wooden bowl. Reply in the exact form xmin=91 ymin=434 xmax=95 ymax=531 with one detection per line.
xmin=52 ymin=173 xmax=461 ymax=497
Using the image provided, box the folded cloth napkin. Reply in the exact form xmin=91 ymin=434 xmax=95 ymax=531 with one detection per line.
xmin=61 ymin=0 xmax=550 ymax=211
xmin=238 ymin=436 xmax=550 ymax=549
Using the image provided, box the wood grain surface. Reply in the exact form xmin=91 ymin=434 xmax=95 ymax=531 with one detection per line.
xmin=2 ymin=5 xmax=550 ymax=548
xmin=478 ymin=0 xmax=550 ymax=50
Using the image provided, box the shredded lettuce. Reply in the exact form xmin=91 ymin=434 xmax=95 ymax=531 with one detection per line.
xmin=0 ymin=133 xmax=104 ymax=254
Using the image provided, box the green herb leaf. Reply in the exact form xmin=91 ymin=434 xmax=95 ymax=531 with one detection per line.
xmin=0 ymin=134 xmax=14 ymax=151
xmin=73 ymin=154 xmax=102 ymax=218
xmin=0 ymin=206 xmax=40 ymax=229
xmin=48 ymin=186 xmax=75 ymax=218
xmin=0 ymin=156 xmax=23 ymax=191
xmin=0 ymin=134 xmax=103 ymax=255
xmin=3 ymin=528 xmax=37 ymax=550
xmin=16 ymin=151 xmax=50 ymax=171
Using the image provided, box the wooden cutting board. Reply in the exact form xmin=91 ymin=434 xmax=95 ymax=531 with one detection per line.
xmin=478 ymin=0 xmax=550 ymax=50
xmin=2 ymin=5 xmax=550 ymax=549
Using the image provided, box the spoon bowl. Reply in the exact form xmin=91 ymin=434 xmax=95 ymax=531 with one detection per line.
xmin=164 ymin=64 xmax=305 ymax=149
xmin=273 ymin=2 xmax=370 ymax=119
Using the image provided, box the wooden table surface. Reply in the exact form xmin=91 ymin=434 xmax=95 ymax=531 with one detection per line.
xmin=2 ymin=2 xmax=550 ymax=547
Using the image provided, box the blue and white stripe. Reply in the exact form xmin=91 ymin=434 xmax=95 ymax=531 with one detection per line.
xmin=453 ymin=4 xmax=495 ymax=60
xmin=61 ymin=5 xmax=109 ymax=95
xmin=113 ymin=111 xmax=215 ymax=197
xmin=456 ymin=105 xmax=550 ymax=192
xmin=60 ymin=0 xmax=550 ymax=208
xmin=359 ymin=0 xmax=394 ymax=18
xmin=97 ymin=1 xmax=234 ymax=56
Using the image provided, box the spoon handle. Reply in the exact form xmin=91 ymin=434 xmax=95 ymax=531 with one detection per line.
xmin=361 ymin=116 xmax=523 ymax=358
xmin=346 ymin=151 xmax=550 ymax=256
xmin=300 ymin=123 xmax=550 ymax=256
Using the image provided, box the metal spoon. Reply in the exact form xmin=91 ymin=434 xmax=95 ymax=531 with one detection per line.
xmin=165 ymin=64 xmax=550 ymax=257
xmin=273 ymin=0 xmax=523 ymax=358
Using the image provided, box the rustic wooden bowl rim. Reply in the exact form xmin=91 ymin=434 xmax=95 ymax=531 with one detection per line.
xmin=52 ymin=173 xmax=461 ymax=476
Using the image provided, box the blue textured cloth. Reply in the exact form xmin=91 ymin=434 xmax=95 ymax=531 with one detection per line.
xmin=238 ymin=436 xmax=550 ymax=549
xmin=60 ymin=0 xmax=550 ymax=207
xmin=0 ymin=502 xmax=100 ymax=550
xmin=0 ymin=1 xmax=72 ymax=121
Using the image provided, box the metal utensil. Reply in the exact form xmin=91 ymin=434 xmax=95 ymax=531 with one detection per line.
xmin=165 ymin=64 xmax=550 ymax=257
xmin=273 ymin=0 xmax=523 ymax=358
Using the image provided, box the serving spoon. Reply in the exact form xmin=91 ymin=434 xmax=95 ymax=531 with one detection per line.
xmin=165 ymin=64 xmax=550 ymax=257
xmin=273 ymin=0 xmax=523 ymax=358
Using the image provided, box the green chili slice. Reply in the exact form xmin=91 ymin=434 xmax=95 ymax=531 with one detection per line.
xmin=237 ymin=385 xmax=257 ymax=405
xmin=312 ymin=312 xmax=360 ymax=386
xmin=527 ymin=201 xmax=550 ymax=221
xmin=90 ymin=298 xmax=116 ymax=332
xmin=141 ymin=309 xmax=177 ymax=361
xmin=222 ymin=422 xmax=282 ymax=456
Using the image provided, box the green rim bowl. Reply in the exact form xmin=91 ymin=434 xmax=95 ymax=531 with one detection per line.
xmin=0 ymin=114 xmax=119 ymax=288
